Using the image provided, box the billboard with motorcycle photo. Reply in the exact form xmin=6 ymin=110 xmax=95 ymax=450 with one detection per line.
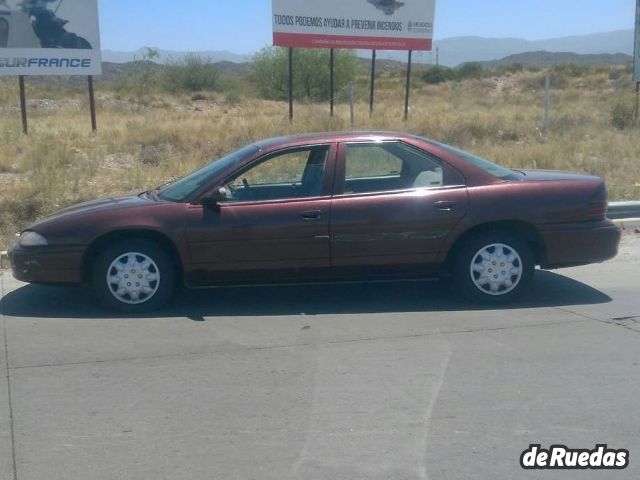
xmin=0 ymin=0 xmax=101 ymax=75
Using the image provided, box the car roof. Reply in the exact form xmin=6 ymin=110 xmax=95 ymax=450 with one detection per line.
xmin=254 ymin=131 xmax=423 ymax=150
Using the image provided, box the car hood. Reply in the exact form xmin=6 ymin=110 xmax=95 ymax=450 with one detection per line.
xmin=29 ymin=193 xmax=153 ymax=229
xmin=519 ymin=170 xmax=601 ymax=182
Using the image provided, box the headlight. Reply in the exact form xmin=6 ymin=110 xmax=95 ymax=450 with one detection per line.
xmin=19 ymin=231 xmax=48 ymax=247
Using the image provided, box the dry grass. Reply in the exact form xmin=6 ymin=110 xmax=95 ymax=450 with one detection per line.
xmin=0 ymin=68 xmax=639 ymax=248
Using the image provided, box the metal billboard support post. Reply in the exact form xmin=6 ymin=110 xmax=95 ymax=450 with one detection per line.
xmin=18 ymin=75 xmax=28 ymax=135
xmin=635 ymin=82 xmax=640 ymax=126
xmin=369 ymin=50 xmax=376 ymax=118
xmin=404 ymin=50 xmax=413 ymax=121
xmin=88 ymin=75 xmax=97 ymax=133
xmin=288 ymin=47 xmax=294 ymax=123
xmin=329 ymin=48 xmax=335 ymax=117
xmin=349 ymin=83 xmax=355 ymax=128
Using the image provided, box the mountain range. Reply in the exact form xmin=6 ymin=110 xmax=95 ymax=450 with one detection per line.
xmin=101 ymin=48 xmax=251 ymax=65
xmin=101 ymin=29 xmax=636 ymax=67
xmin=376 ymin=29 xmax=635 ymax=66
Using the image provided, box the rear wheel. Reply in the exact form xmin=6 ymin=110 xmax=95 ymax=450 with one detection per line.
xmin=92 ymin=239 xmax=176 ymax=313
xmin=453 ymin=232 xmax=534 ymax=304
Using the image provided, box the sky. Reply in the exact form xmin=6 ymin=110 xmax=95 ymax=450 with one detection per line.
xmin=98 ymin=0 xmax=636 ymax=53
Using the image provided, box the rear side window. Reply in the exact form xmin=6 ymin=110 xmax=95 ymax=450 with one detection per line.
xmin=346 ymin=145 xmax=402 ymax=179
xmin=342 ymin=142 xmax=464 ymax=195
xmin=425 ymin=139 xmax=521 ymax=180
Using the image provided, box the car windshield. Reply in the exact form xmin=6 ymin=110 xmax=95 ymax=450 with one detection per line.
xmin=158 ymin=145 xmax=260 ymax=202
xmin=425 ymin=139 xmax=522 ymax=181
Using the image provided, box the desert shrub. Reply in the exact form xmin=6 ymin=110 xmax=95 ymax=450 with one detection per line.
xmin=455 ymin=62 xmax=486 ymax=80
xmin=547 ymin=72 xmax=569 ymax=90
xmin=551 ymin=63 xmax=591 ymax=77
xmin=422 ymin=65 xmax=454 ymax=84
xmin=611 ymin=100 xmax=636 ymax=130
xmin=114 ymin=48 xmax=162 ymax=111
xmin=250 ymin=47 xmax=358 ymax=101
xmin=497 ymin=63 xmax=524 ymax=75
xmin=421 ymin=63 xmax=485 ymax=84
xmin=225 ymin=91 xmax=242 ymax=106
xmin=162 ymin=55 xmax=219 ymax=93
xmin=608 ymin=69 xmax=625 ymax=81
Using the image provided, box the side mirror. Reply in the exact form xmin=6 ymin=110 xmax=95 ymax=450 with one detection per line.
xmin=199 ymin=187 xmax=227 ymax=206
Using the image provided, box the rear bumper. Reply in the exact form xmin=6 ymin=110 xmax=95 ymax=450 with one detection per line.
xmin=8 ymin=243 xmax=85 ymax=285
xmin=538 ymin=220 xmax=621 ymax=269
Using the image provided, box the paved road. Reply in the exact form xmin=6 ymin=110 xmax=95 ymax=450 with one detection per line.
xmin=0 ymin=234 xmax=638 ymax=480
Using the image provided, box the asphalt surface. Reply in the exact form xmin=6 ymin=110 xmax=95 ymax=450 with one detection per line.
xmin=0 ymin=234 xmax=639 ymax=480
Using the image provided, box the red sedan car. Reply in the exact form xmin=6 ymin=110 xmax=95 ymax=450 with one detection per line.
xmin=9 ymin=132 xmax=621 ymax=312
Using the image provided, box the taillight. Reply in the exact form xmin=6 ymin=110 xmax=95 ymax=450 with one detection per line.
xmin=588 ymin=202 xmax=607 ymax=221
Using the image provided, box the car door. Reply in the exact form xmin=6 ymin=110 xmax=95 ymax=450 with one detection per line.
xmin=185 ymin=144 xmax=335 ymax=285
xmin=329 ymin=141 xmax=468 ymax=276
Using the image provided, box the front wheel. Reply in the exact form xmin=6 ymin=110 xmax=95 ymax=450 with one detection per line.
xmin=453 ymin=232 xmax=534 ymax=304
xmin=92 ymin=239 xmax=176 ymax=313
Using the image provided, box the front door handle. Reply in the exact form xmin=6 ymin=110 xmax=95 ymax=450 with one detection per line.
xmin=300 ymin=210 xmax=323 ymax=221
xmin=434 ymin=201 xmax=456 ymax=211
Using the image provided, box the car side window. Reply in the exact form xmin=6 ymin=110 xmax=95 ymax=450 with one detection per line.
xmin=346 ymin=145 xmax=403 ymax=179
xmin=343 ymin=142 xmax=462 ymax=195
xmin=222 ymin=146 xmax=329 ymax=203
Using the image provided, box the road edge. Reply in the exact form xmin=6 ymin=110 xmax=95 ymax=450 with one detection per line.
xmin=612 ymin=218 xmax=640 ymax=233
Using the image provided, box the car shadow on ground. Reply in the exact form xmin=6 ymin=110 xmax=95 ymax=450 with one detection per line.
xmin=0 ymin=270 xmax=612 ymax=320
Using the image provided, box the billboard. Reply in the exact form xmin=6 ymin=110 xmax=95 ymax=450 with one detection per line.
xmin=272 ymin=0 xmax=436 ymax=51
xmin=635 ymin=0 xmax=640 ymax=82
xmin=0 ymin=0 xmax=101 ymax=76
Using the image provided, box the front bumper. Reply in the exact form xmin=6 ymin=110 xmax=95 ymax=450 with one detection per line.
xmin=8 ymin=243 xmax=85 ymax=285
xmin=538 ymin=219 xmax=621 ymax=269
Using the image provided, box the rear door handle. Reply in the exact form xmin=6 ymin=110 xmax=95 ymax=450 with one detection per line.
xmin=434 ymin=201 xmax=456 ymax=211
xmin=300 ymin=210 xmax=323 ymax=221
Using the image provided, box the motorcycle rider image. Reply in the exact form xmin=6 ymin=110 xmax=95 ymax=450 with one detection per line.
xmin=0 ymin=0 xmax=92 ymax=49
xmin=367 ymin=0 xmax=405 ymax=16
xmin=0 ymin=2 xmax=9 ymax=48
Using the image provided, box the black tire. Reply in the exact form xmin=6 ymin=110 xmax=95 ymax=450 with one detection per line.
xmin=91 ymin=239 xmax=176 ymax=313
xmin=452 ymin=231 xmax=534 ymax=304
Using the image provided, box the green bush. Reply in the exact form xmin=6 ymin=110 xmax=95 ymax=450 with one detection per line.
xmin=608 ymin=69 xmax=623 ymax=81
xmin=119 ymin=48 xmax=161 ymax=111
xmin=455 ymin=62 xmax=485 ymax=80
xmin=545 ymin=72 xmax=569 ymax=90
xmin=611 ymin=101 xmax=636 ymax=130
xmin=422 ymin=63 xmax=486 ymax=84
xmin=250 ymin=47 xmax=358 ymax=101
xmin=551 ymin=63 xmax=591 ymax=77
xmin=422 ymin=65 xmax=454 ymax=84
xmin=162 ymin=55 xmax=220 ymax=93
xmin=497 ymin=63 xmax=524 ymax=75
